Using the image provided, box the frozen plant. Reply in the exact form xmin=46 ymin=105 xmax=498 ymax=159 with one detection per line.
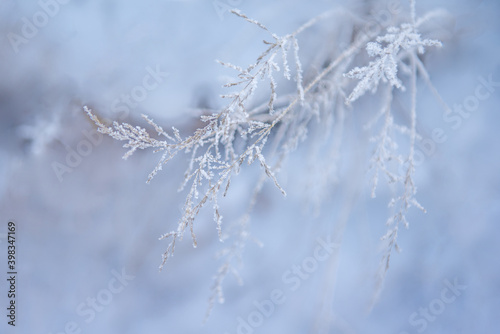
xmin=343 ymin=1 xmax=446 ymax=302
xmin=85 ymin=0 xmax=449 ymax=320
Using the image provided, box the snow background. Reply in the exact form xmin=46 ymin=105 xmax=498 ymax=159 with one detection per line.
xmin=0 ymin=0 xmax=499 ymax=333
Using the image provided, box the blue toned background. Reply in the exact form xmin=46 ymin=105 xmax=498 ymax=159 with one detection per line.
xmin=0 ymin=0 xmax=499 ymax=333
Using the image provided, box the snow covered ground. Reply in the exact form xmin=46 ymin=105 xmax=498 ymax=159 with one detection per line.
xmin=1 ymin=0 xmax=499 ymax=333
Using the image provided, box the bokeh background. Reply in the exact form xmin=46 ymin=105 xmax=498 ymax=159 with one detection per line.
xmin=0 ymin=0 xmax=499 ymax=333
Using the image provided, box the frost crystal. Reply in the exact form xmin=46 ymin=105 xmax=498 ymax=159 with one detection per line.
xmin=345 ymin=23 xmax=442 ymax=104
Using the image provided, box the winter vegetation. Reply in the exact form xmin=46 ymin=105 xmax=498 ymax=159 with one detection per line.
xmin=2 ymin=0 xmax=500 ymax=333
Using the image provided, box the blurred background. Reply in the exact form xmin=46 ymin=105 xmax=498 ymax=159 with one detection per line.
xmin=0 ymin=0 xmax=499 ymax=333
